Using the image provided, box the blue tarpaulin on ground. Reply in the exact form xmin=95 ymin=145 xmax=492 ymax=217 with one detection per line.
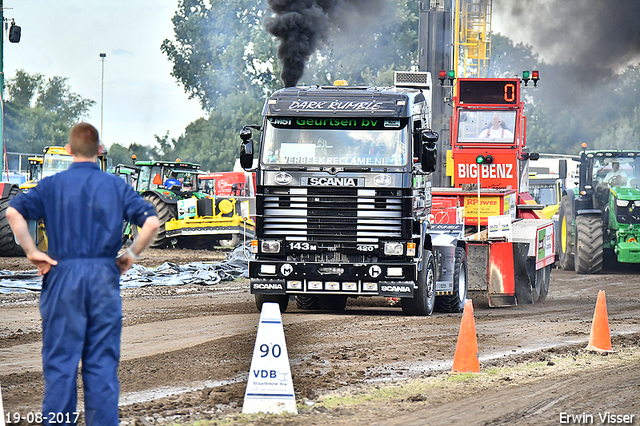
xmin=0 ymin=245 xmax=251 ymax=294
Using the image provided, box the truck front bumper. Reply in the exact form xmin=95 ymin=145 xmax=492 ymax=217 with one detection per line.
xmin=249 ymin=260 xmax=418 ymax=298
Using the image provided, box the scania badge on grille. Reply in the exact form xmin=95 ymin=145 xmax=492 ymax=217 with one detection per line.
xmin=374 ymin=174 xmax=392 ymax=186
xmin=274 ymin=172 xmax=292 ymax=185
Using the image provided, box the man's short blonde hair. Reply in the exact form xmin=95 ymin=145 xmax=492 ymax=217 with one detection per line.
xmin=68 ymin=122 xmax=100 ymax=158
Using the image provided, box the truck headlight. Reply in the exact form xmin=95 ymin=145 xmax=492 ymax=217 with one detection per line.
xmin=384 ymin=242 xmax=403 ymax=256
xmin=261 ymin=240 xmax=281 ymax=253
xmin=634 ymin=201 xmax=640 ymax=207
xmin=617 ymin=199 xmax=630 ymax=207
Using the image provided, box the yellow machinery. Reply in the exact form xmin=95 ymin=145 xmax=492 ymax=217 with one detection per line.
xmin=453 ymin=0 xmax=492 ymax=79
xmin=19 ymin=156 xmax=44 ymax=191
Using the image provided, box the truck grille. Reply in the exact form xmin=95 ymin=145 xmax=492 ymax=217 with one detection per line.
xmin=258 ymin=186 xmax=409 ymax=243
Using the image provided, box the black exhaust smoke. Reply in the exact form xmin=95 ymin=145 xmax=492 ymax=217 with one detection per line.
xmin=265 ymin=0 xmax=386 ymax=87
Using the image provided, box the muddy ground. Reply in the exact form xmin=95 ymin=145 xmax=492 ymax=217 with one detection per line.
xmin=1 ymin=248 xmax=640 ymax=425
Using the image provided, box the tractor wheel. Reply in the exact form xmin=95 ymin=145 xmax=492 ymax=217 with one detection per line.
xmin=318 ymin=295 xmax=348 ymax=312
xmin=402 ymin=250 xmax=436 ymax=316
xmin=0 ymin=185 xmax=25 ymax=257
xmin=435 ymin=247 xmax=468 ymax=313
xmin=295 ymin=295 xmax=319 ymax=310
xmin=218 ymin=234 xmax=240 ymax=248
xmin=532 ymin=264 xmax=551 ymax=304
xmin=574 ymin=215 xmax=604 ymax=274
xmin=557 ymin=194 xmax=575 ymax=271
xmin=140 ymin=193 xmax=177 ymax=248
xmin=255 ymin=294 xmax=289 ymax=313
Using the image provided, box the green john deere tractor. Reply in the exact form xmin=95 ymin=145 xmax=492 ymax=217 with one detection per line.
xmin=129 ymin=160 xmax=207 ymax=248
xmin=557 ymin=148 xmax=640 ymax=273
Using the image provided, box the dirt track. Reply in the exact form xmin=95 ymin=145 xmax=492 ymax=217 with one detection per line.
xmin=1 ymin=249 xmax=640 ymax=425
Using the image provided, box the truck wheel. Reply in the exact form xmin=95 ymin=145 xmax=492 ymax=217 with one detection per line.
xmin=557 ymin=195 xmax=575 ymax=271
xmin=435 ymin=247 xmax=468 ymax=313
xmin=141 ymin=193 xmax=177 ymax=248
xmin=402 ymin=250 xmax=436 ymax=316
xmin=255 ymin=294 xmax=289 ymax=313
xmin=295 ymin=295 xmax=319 ymax=310
xmin=0 ymin=185 xmax=25 ymax=257
xmin=318 ymin=295 xmax=348 ymax=312
xmin=574 ymin=215 xmax=604 ymax=274
xmin=532 ymin=264 xmax=551 ymax=303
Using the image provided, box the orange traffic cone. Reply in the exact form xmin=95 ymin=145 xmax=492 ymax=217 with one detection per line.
xmin=586 ymin=290 xmax=612 ymax=352
xmin=451 ymin=300 xmax=480 ymax=373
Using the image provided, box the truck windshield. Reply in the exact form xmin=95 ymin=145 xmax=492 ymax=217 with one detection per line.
xmin=457 ymin=110 xmax=517 ymax=144
xmin=261 ymin=117 xmax=409 ymax=167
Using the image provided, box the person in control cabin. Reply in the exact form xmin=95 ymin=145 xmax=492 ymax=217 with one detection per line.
xmin=478 ymin=113 xmax=514 ymax=140
xmin=603 ymin=161 xmax=628 ymax=186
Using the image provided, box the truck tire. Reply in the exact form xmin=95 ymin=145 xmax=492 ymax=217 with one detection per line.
xmin=532 ymin=264 xmax=551 ymax=303
xmin=402 ymin=250 xmax=436 ymax=316
xmin=557 ymin=195 xmax=575 ymax=271
xmin=435 ymin=247 xmax=468 ymax=313
xmin=318 ymin=295 xmax=348 ymax=312
xmin=141 ymin=193 xmax=177 ymax=248
xmin=0 ymin=185 xmax=25 ymax=257
xmin=574 ymin=215 xmax=604 ymax=274
xmin=296 ymin=295 xmax=319 ymax=310
xmin=255 ymin=294 xmax=289 ymax=313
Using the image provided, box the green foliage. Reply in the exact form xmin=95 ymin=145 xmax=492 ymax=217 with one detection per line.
xmin=161 ymin=0 xmax=279 ymax=111
xmin=161 ymin=0 xmax=419 ymax=172
xmin=107 ymin=142 xmax=161 ymax=167
xmin=4 ymin=70 xmax=95 ymax=153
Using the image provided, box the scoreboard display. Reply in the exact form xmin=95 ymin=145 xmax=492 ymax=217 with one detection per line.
xmin=457 ymin=79 xmax=520 ymax=105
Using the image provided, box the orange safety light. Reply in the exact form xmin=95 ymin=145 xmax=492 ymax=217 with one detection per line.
xmin=333 ymin=80 xmax=348 ymax=86
xmin=153 ymin=174 xmax=162 ymax=185
xmin=176 ymin=158 xmax=181 ymax=162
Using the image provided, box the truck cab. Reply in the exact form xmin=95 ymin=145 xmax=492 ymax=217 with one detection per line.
xmin=240 ymin=72 xmax=439 ymax=314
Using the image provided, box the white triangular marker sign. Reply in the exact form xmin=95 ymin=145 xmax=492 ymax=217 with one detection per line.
xmin=242 ymin=302 xmax=298 ymax=414
xmin=1 ymin=379 xmax=6 ymax=426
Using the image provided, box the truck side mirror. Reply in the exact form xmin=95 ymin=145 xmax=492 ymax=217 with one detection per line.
xmin=239 ymin=129 xmax=254 ymax=170
xmin=421 ymin=130 xmax=438 ymax=173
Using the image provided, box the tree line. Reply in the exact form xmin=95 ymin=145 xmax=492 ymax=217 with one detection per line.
xmin=4 ymin=0 xmax=640 ymax=172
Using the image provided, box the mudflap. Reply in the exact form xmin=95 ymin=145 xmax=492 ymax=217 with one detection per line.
xmin=487 ymin=241 xmax=531 ymax=307
xmin=514 ymin=244 xmax=534 ymax=305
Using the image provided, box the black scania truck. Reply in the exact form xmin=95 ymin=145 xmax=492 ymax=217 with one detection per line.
xmin=239 ymin=72 xmax=439 ymax=315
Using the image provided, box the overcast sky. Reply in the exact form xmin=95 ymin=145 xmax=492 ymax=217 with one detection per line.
xmin=3 ymin=0 xmax=204 ymax=149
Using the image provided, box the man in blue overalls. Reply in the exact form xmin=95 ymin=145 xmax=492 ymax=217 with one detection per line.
xmin=7 ymin=123 xmax=160 ymax=426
